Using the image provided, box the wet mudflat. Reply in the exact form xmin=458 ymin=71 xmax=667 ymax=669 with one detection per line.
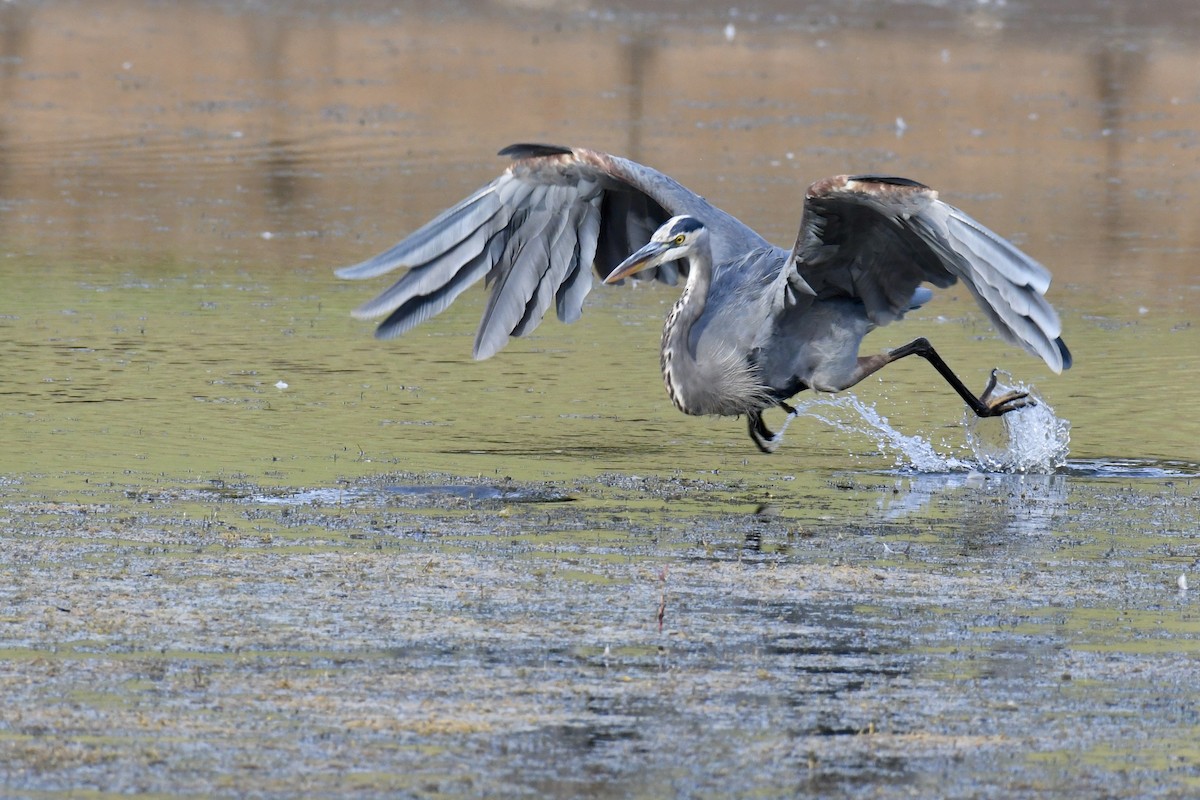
xmin=3 ymin=0 xmax=1200 ymax=797
xmin=4 ymin=470 xmax=1199 ymax=797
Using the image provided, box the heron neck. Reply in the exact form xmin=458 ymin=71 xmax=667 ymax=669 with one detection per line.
xmin=659 ymin=249 xmax=712 ymax=413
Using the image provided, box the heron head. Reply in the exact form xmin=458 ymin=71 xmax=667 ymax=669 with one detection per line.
xmin=604 ymin=215 xmax=706 ymax=283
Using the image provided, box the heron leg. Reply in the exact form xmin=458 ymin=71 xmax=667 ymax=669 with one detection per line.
xmin=748 ymin=412 xmax=776 ymax=453
xmin=852 ymin=337 xmax=1032 ymax=417
xmin=747 ymin=401 xmax=802 ymax=454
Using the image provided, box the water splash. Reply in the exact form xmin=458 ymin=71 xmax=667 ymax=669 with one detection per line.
xmin=796 ymin=373 xmax=1070 ymax=474
xmin=802 ymin=395 xmax=971 ymax=472
xmin=962 ymin=374 xmax=1071 ymax=473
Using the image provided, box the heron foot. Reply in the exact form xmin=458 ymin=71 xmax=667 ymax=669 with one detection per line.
xmin=976 ymin=369 xmax=1035 ymax=416
xmin=747 ymin=403 xmax=801 ymax=454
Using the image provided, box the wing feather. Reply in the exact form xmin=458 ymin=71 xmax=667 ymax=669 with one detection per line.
xmin=335 ymin=186 xmax=500 ymax=281
xmin=336 ymin=144 xmax=767 ymax=358
xmin=554 ymin=195 xmax=602 ymax=324
xmin=793 ymin=175 xmax=1071 ymax=373
xmin=511 ymin=189 xmax=581 ymax=338
xmin=474 ymin=205 xmax=557 ymax=358
xmin=372 ymin=232 xmax=506 ymax=340
xmin=347 ymin=221 xmax=496 ymax=320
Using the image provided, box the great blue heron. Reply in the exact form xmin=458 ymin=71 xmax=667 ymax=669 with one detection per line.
xmin=337 ymin=143 xmax=1071 ymax=452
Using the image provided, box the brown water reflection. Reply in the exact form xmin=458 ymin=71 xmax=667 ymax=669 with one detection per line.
xmin=2 ymin=1 xmax=1198 ymax=282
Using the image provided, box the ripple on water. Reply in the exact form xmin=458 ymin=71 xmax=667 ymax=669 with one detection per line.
xmin=231 ymin=483 xmax=577 ymax=506
xmin=1061 ymin=458 xmax=1200 ymax=479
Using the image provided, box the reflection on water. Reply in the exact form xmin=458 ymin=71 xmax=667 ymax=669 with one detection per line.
xmin=877 ymin=471 xmax=1071 ymax=537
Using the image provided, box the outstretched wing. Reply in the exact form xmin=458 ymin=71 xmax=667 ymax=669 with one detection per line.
xmin=792 ymin=175 xmax=1072 ymax=373
xmin=336 ymin=143 xmax=769 ymax=360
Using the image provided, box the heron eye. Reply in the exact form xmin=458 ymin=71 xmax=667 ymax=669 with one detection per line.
xmin=672 ymin=234 xmax=686 ymax=246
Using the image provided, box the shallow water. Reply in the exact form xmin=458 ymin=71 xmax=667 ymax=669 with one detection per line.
xmin=2 ymin=1 xmax=1200 ymax=797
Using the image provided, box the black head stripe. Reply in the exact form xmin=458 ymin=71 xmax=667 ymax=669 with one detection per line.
xmin=670 ymin=216 xmax=704 ymax=235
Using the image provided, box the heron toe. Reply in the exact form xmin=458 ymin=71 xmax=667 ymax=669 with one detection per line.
xmin=982 ymin=389 xmax=1034 ymax=416
xmin=974 ymin=368 xmax=1034 ymax=416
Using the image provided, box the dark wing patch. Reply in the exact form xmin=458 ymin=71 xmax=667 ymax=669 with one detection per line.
xmin=793 ymin=175 xmax=1070 ymax=373
xmin=794 ymin=175 xmax=954 ymax=325
xmin=498 ymin=143 xmax=573 ymax=159
xmin=595 ymin=186 xmax=672 ymax=284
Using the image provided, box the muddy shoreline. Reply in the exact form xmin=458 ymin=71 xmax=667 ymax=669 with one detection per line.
xmin=3 ymin=470 xmax=1197 ymax=797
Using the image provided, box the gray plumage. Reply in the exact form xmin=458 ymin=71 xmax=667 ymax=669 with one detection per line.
xmin=337 ymin=144 xmax=1071 ymax=452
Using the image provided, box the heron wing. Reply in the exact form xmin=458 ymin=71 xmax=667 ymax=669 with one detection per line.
xmin=336 ymin=143 xmax=770 ymax=360
xmin=791 ymin=175 xmax=1072 ymax=373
